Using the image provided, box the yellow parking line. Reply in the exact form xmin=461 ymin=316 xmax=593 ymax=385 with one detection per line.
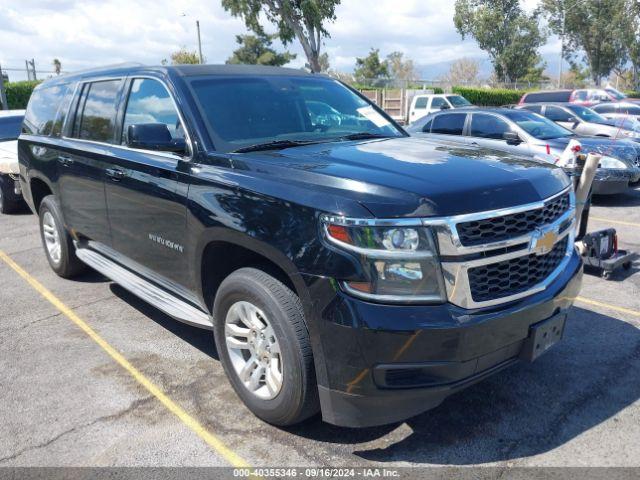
xmin=576 ymin=296 xmax=640 ymax=318
xmin=0 ymin=249 xmax=250 ymax=469
xmin=590 ymin=216 xmax=640 ymax=228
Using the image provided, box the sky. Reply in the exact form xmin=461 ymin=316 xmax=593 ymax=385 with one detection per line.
xmin=0 ymin=0 xmax=566 ymax=82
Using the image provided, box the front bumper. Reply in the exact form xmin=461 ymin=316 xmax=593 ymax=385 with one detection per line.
xmin=303 ymin=249 xmax=583 ymax=427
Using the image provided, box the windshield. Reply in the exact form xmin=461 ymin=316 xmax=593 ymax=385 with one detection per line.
xmin=505 ymin=110 xmax=573 ymax=139
xmin=189 ymin=75 xmax=404 ymax=152
xmin=0 ymin=116 xmax=23 ymax=142
xmin=446 ymin=95 xmax=471 ymax=107
xmin=565 ymin=104 xmax=608 ymax=123
xmin=605 ymin=87 xmax=626 ymax=100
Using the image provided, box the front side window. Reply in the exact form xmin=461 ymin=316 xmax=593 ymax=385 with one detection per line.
xmin=23 ymin=84 xmax=70 ymax=136
xmin=573 ymin=90 xmax=588 ymax=101
xmin=431 ymin=113 xmax=466 ymax=135
xmin=592 ymin=104 xmax=617 ymax=114
xmin=565 ymin=105 xmax=608 ymax=123
xmin=73 ymin=80 xmax=122 ymax=143
xmin=521 ymin=105 xmax=542 ymax=114
xmin=545 ymin=106 xmax=576 ymax=122
xmin=470 ymin=114 xmax=511 ymax=139
xmin=503 ymin=110 xmax=573 ymax=140
xmin=189 ymin=75 xmax=404 ymax=152
xmin=122 ymin=78 xmax=184 ymax=146
xmin=621 ymin=105 xmax=640 ymax=116
xmin=446 ymin=95 xmax=471 ymax=107
xmin=430 ymin=97 xmax=446 ymax=109
xmin=0 ymin=116 xmax=24 ymax=141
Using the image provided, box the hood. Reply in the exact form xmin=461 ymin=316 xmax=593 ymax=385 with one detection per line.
xmin=543 ymin=136 xmax=640 ymax=166
xmin=229 ymin=137 xmax=569 ymax=218
xmin=600 ymin=117 xmax=640 ymax=132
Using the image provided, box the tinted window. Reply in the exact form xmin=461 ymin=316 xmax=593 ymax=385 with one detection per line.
xmin=414 ymin=97 xmax=428 ymax=109
xmin=470 ymin=114 xmax=511 ymax=139
xmin=524 ymin=91 xmax=572 ymax=103
xmin=589 ymin=89 xmax=612 ymax=102
xmin=421 ymin=118 xmax=433 ymax=132
xmin=73 ymin=80 xmax=122 ymax=143
xmin=431 ymin=97 xmax=446 ymax=108
xmin=565 ymin=104 xmax=607 ymax=123
xmin=592 ymin=104 xmax=617 ymax=114
xmin=573 ymin=90 xmax=588 ymax=101
xmin=621 ymin=105 xmax=640 ymax=116
xmin=446 ymin=95 xmax=471 ymax=107
xmin=122 ymin=78 xmax=184 ymax=146
xmin=431 ymin=113 xmax=466 ymax=135
xmin=23 ymin=84 xmax=69 ymax=136
xmin=521 ymin=105 xmax=542 ymax=114
xmin=0 ymin=116 xmax=24 ymax=141
xmin=190 ymin=76 xmax=403 ymax=152
xmin=545 ymin=106 xmax=576 ymax=122
xmin=503 ymin=110 xmax=573 ymax=140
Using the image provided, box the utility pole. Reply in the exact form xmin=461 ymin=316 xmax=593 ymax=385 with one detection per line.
xmin=0 ymin=64 xmax=8 ymax=110
xmin=558 ymin=10 xmax=565 ymax=89
xmin=196 ymin=20 xmax=204 ymax=64
xmin=30 ymin=59 xmax=37 ymax=80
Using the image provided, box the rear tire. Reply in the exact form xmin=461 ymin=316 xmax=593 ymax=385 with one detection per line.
xmin=0 ymin=175 xmax=20 ymax=214
xmin=213 ymin=267 xmax=319 ymax=426
xmin=38 ymin=195 xmax=87 ymax=278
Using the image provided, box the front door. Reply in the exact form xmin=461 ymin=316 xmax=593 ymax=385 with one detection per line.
xmin=104 ymin=77 xmax=192 ymax=291
xmin=468 ymin=113 xmax=527 ymax=155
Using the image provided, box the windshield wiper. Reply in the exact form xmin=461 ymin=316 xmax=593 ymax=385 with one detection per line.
xmin=337 ymin=132 xmax=395 ymax=141
xmin=232 ymin=139 xmax=319 ymax=153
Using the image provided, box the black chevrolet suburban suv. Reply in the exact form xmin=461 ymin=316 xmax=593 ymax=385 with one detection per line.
xmin=19 ymin=65 xmax=583 ymax=428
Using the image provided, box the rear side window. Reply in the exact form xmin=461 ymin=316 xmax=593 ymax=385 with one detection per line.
xmin=573 ymin=90 xmax=588 ymax=101
xmin=23 ymin=84 xmax=70 ymax=136
xmin=121 ymin=78 xmax=184 ymax=145
xmin=470 ymin=114 xmax=511 ymax=139
xmin=414 ymin=97 xmax=427 ymax=109
xmin=524 ymin=91 xmax=571 ymax=103
xmin=73 ymin=80 xmax=122 ymax=143
xmin=431 ymin=113 xmax=466 ymax=135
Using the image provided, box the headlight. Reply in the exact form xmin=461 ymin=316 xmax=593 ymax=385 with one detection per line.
xmin=321 ymin=216 xmax=446 ymax=303
xmin=599 ymin=156 xmax=628 ymax=169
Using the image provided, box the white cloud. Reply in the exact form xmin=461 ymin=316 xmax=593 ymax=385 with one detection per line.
xmin=1 ymin=0 xmax=562 ymax=82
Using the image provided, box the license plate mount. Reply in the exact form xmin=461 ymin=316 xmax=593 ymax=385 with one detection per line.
xmin=520 ymin=313 xmax=567 ymax=362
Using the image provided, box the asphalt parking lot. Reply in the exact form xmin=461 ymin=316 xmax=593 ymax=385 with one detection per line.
xmin=1 ymin=187 xmax=639 ymax=469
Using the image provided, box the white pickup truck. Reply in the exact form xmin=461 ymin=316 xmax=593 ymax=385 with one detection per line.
xmin=408 ymin=94 xmax=473 ymax=123
xmin=0 ymin=110 xmax=25 ymax=213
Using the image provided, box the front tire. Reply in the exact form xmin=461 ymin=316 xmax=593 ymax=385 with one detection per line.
xmin=38 ymin=195 xmax=87 ymax=278
xmin=213 ymin=268 xmax=319 ymax=426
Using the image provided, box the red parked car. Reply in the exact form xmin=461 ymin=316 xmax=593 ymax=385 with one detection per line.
xmin=519 ymin=88 xmax=640 ymax=107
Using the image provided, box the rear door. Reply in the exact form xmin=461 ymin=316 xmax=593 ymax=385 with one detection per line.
xmin=103 ymin=76 xmax=192 ymax=290
xmin=428 ymin=112 xmax=468 ymax=145
xmin=60 ymin=78 xmax=125 ymax=245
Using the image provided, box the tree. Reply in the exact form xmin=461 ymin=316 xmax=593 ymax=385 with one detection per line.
xmin=226 ymin=33 xmax=296 ymax=66
xmin=521 ymin=57 xmax=550 ymax=84
xmin=385 ymin=51 xmax=418 ymax=83
xmin=52 ymin=59 xmax=62 ymax=75
xmin=443 ymin=57 xmax=481 ymax=85
xmin=353 ymin=48 xmax=389 ymax=85
xmin=540 ymin=0 xmax=628 ymax=85
xmin=306 ymin=52 xmax=330 ymax=72
xmin=454 ymin=0 xmax=546 ymax=82
xmin=620 ymin=0 xmax=640 ymax=88
xmin=163 ymin=47 xmax=201 ymax=65
xmin=221 ymin=0 xmax=340 ymax=73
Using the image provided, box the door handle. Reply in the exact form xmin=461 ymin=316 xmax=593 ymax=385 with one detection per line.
xmin=58 ymin=155 xmax=74 ymax=167
xmin=470 ymin=141 xmax=479 ymax=146
xmin=105 ymin=168 xmax=127 ymax=181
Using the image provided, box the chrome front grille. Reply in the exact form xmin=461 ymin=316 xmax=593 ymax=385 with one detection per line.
xmin=426 ymin=186 xmax=576 ymax=309
xmin=468 ymin=237 xmax=569 ymax=303
xmin=457 ymin=192 xmax=570 ymax=246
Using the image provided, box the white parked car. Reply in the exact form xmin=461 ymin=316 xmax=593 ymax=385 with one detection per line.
xmin=0 ymin=110 xmax=25 ymax=213
xmin=591 ymin=102 xmax=640 ymax=123
xmin=408 ymin=94 xmax=472 ymax=123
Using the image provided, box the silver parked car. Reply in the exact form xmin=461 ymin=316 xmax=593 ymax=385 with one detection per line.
xmin=518 ymin=103 xmax=640 ymax=142
xmin=592 ymin=102 xmax=640 ymax=123
xmin=407 ymin=107 xmax=640 ymax=195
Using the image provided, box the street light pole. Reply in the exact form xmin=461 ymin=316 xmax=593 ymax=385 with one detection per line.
xmin=558 ymin=11 xmax=565 ymax=88
xmin=196 ymin=20 xmax=203 ymax=64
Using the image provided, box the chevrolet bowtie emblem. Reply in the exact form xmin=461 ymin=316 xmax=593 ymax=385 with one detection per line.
xmin=530 ymin=229 xmax=558 ymax=256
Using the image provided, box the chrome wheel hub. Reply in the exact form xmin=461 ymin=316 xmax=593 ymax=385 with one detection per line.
xmin=42 ymin=211 xmax=62 ymax=264
xmin=225 ymin=301 xmax=283 ymax=400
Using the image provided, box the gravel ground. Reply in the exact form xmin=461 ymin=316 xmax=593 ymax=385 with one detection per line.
xmin=0 ymin=185 xmax=639 ymax=469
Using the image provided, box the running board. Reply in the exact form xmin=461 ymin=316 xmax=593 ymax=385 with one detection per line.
xmin=75 ymin=247 xmax=213 ymax=330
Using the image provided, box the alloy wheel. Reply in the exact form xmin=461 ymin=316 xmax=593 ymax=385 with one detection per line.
xmin=42 ymin=211 xmax=62 ymax=264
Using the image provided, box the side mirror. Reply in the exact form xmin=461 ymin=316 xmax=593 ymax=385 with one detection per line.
xmin=126 ymin=123 xmax=186 ymax=154
xmin=440 ymin=104 xmax=451 ymax=110
xmin=503 ymin=131 xmax=523 ymax=145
